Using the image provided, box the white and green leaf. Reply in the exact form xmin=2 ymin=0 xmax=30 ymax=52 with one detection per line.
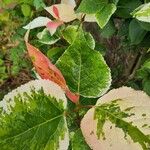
xmin=37 ymin=28 xmax=60 ymax=45
xmin=95 ymin=3 xmax=116 ymax=28
xmin=77 ymin=0 xmax=116 ymax=28
xmin=77 ymin=0 xmax=107 ymax=14
xmin=56 ymin=30 xmax=111 ymax=98
xmin=0 ymin=80 xmax=69 ymax=150
xmin=132 ymin=3 xmax=150 ymax=23
xmin=81 ymin=87 xmax=150 ymax=150
xmin=23 ymin=17 xmax=51 ymax=29
xmin=62 ymin=25 xmax=95 ymax=49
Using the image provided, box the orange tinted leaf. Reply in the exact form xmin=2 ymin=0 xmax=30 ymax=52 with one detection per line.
xmin=25 ymin=42 xmax=79 ymax=103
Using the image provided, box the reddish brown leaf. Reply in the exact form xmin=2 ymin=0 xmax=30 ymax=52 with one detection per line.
xmin=25 ymin=42 xmax=79 ymax=103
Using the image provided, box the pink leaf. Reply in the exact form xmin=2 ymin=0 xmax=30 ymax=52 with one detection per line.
xmin=46 ymin=20 xmax=63 ymax=35
xmin=45 ymin=4 xmax=76 ymax=22
xmin=25 ymin=42 xmax=79 ymax=103
xmin=53 ymin=5 xmax=60 ymax=19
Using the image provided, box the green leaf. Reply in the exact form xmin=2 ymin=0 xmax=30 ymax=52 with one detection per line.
xmin=81 ymin=87 xmax=150 ymax=150
xmin=139 ymin=21 xmax=150 ymax=31
xmin=0 ymin=80 xmax=69 ymax=150
xmin=131 ymin=3 xmax=150 ymax=23
xmin=139 ymin=33 xmax=150 ymax=47
xmin=100 ymin=20 xmax=116 ymax=38
xmin=21 ymin=4 xmax=31 ymax=17
xmin=143 ymin=79 xmax=150 ymax=96
xmin=143 ymin=59 xmax=150 ymax=70
xmin=33 ymin=0 xmax=46 ymax=10
xmin=47 ymin=47 xmax=66 ymax=64
xmin=96 ymin=3 xmax=117 ymax=28
xmin=62 ymin=25 xmax=78 ymax=44
xmin=84 ymin=32 xmax=95 ymax=49
xmin=56 ymin=30 xmax=111 ymax=98
xmin=77 ymin=0 xmax=108 ymax=14
xmin=129 ymin=19 xmax=147 ymax=45
xmin=115 ymin=0 xmax=142 ymax=18
xmin=37 ymin=28 xmax=60 ymax=45
xmin=77 ymin=0 xmax=116 ymax=28
xmin=71 ymin=129 xmax=90 ymax=150
xmin=62 ymin=25 xmax=95 ymax=49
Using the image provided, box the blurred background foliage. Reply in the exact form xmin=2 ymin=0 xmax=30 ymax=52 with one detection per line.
xmin=0 ymin=0 xmax=150 ymax=100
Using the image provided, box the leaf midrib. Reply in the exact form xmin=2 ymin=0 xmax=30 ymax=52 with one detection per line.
xmin=0 ymin=114 xmax=63 ymax=143
xmin=77 ymin=54 xmax=82 ymax=93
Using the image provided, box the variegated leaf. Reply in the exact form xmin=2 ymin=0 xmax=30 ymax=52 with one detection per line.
xmin=45 ymin=4 xmax=76 ymax=22
xmin=81 ymin=87 xmax=150 ymax=150
xmin=132 ymin=3 xmax=150 ymax=23
xmin=23 ymin=17 xmax=51 ymax=29
xmin=0 ymin=80 xmax=69 ymax=150
xmin=61 ymin=0 xmax=76 ymax=8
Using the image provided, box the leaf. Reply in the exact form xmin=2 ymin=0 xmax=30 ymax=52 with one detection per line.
xmin=46 ymin=20 xmax=63 ymax=36
xmin=84 ymin=32 xmax=95 ymax=49
xmin=115 ymin=0 xmax=142 ymax=18
xmin=77 ymin=0 xmax=108 ymax=14
xmin=129 ymin=19 xmax=147 ymax=45
xmin=71 ymin=129 xmax=90 ymax=150
xmin=84 ymin=14 xmax=97 ymax=22
xmin=37 ymin=28 xmax=60 ymax=45
xmin=21 ymin=4 xmax=31 ymax=17
xmin=61 ymin=0 xmax=76 ymax=8
xmin=95 ymin=3 xmax=116 ymax=28
xmin=100 ymin=20 xmax=116 ymax=38
xmin=139 ymin=33 xmax=150 ymax=47
xmin=77 ymin=0 xmax=116 ymax=28
xmin=23 ymin=17 xmax=51 ymax=30
xmin=143 ymin=79 xmax=150 ymax=96
xmin=25 ymin=42 xmax=79 ymax=103
xmin=33 ymin=0 xmax=46 ymax=10
xmin=56 ymin=30 xmax=111 ymax=98
xmin=62 ymin=25 xmax=78 ymax=44
xmin=81 ymin=87 xmax=150 ymax=150
xmin=0 ymin=79 xmax=69 ymax=150
xmin=131 ymin=3 xmax=150 ymax=23
xmin=62 ymin=25 xmax=95 ymax=49
xmin=45 ymin=4 xmax=76 ymax=22
xmin=47 ymin=47 xmax=66 ymax=64
xmin=139 ymin=21 xmax=150 ymax=31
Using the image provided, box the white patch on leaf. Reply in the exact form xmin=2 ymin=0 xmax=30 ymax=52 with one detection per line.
xmin=0 ymin=79 xmax=67 ymax=114
xmin=61 ymin=0 xmax=76 ymax=8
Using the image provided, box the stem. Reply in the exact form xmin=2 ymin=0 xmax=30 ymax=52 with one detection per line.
xmin=128 ymin=53 xmax=143 ymax=80
xmin=127 ymin=48 xmax=147 ymax=82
